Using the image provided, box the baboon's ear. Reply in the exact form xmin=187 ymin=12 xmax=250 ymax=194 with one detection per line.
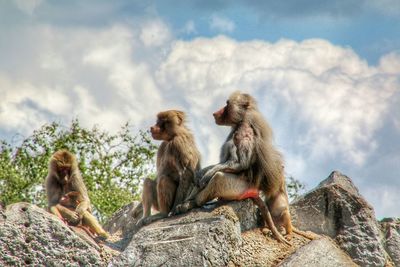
xmin=175 ymin=110 xmax=186 ymax=125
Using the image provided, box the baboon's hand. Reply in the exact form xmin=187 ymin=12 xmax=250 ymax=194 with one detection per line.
xmin=63 ymin=210 xmax=80 ymax=225
xmin=75 ymin=206 xmax=86 ymax=217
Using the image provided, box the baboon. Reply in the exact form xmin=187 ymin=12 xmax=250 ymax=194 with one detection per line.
xmin=175 ymin=91 xmax=309 ymax=243
xmin=136 ymin=110 xmax=201 ymax=226
xmin=45 ymin=149 xmax=108 ymax=239
xmin=59 ymin=191 xmax=82 ymax=226
xmin=59 ymin=191 xmax=109 ymax=238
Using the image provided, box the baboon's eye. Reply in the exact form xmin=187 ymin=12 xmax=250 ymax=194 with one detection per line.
xmin=158 ymin=121 xmax=166 ymax=129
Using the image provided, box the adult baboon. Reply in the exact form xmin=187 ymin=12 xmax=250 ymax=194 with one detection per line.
xmin=45 ymin=149 xmax=108 ymax=239
xmin=175 ymin=92 xmax=296 ymax=242
xmin=136 ymin=110 xmax=201 ymax=226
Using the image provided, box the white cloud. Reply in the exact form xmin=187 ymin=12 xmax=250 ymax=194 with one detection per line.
xmin=363 ymin=185 xmax=400 ymax=219
xmin=157 ymin=36 xmax=399 ymax=168
xmin=0 ymin=23 xmax=165 ymax=136
xmin=72 ymin=85 xmax=126 ymax=130
xmin=379 ymin=52 xmax=400 ymax=74
xmin=209 ymin=15 xmax=235 ymax=33
xmin=139 ymin=19 xmax=172 ymax=47
xmin=40 ymin=51 xmax=65 ymax=70
xmin=14 ymin=0 xmax=43 ymax=15
xmin=0 ymin=75 xmax=71 ymax=133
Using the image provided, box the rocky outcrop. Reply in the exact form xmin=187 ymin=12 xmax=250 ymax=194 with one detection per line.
xmin=107 ymin=200 xmax=259 ymax=265
xmin=109 ymin=199 xmax=317 ymax=266
xmin=290 ymin=171 xmax=387 ymax=266
xmin=278 ymin=237 xmax=357 ymax=267
xmin=3 ymin=171 xmax=397 ymax=266
xmin=381 ymin=218 xmax=400 ymax=266
xmin=103 ymin=200 xmax=142 ymax=236
xmin=0 ymin=202 xmax=106 ymax=266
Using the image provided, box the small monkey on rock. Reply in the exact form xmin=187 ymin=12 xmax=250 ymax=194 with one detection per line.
xmin=136 ymin=110 xmax=201 ymax=227
xmin=45 ymin=149 xmax=109 ymax=239
xmin=175 ymin=91 xmax=314 ymax=243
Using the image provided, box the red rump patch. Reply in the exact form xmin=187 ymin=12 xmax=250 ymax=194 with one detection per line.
xmin=238 ymin=188 xmax=259 ymax=200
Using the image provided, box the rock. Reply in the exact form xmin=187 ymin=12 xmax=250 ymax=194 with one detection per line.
xmin=317 ymin=170 xmax=360 ymax=196
xmin=381 ymin=219 xmax=400 ymax=266
xmin=103 ymin=200 xmax=142 ymax=236
xmin=111 ymin=212 xmax=241 ymax=266
xmin=278 ymin=237 xmax=357 ymax=267
xmin=5 ymin=171 xmax=383 ymax=266
xmin=104 ymin=198 xmax=261 ymax=252
xmin=208 ymin=199 xmax=261 ymax=231
xmin=0 ymin=202 xmax=104 ymax=266
xmin=108 ymin=199 xmax=260 ymax=266
xmin=229 ymin=228 xmax=312 ymax=266
xmin=290 ymin=171 xmax=387 ymax=266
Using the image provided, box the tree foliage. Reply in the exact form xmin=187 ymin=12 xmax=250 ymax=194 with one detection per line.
xmin=286 ymin=176 xmax=306 ymax=201
xmin=0 ymin=120 xmax=157 ymax=222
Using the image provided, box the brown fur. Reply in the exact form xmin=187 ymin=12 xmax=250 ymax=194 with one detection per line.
xmin=175 ymin=92 xmax=303 ymax=243
xmin=251 ymin=195 xmax=291 ymax=245
xmin=59 ymin=191 xmax=109 ymax=239
xmin=137 ymin=110 xmax=201 ymax=226
xmin=45 ymin=150 xmax=108 ymax=239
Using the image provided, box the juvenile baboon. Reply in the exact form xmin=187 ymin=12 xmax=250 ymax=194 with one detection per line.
xmin=175 ymin=91 xmax=306 ymax=242
xmin=60 ymin=191 xmax=108 ymax=238
xmin=59 ymin=191 xmax=82 ymax=226
xmin=45 ymin=149 xmax=108 ymax=239
xmin=136 ymin=110 xmax=201 ymax=227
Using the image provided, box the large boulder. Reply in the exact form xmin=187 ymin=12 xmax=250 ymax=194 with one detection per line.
xmin=290 ymin=171 xmax=387 ymax=266
xmin=0 ymin=202 xmax=105 ymax=266
xmin=278 ymin=237 xmax=357 ymax=267
xmin=107 ymin=199 xmax=259 ymax=266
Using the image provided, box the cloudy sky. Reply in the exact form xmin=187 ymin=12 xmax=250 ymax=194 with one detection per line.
xmin=1 ymin=0 xmax=399 ymax=218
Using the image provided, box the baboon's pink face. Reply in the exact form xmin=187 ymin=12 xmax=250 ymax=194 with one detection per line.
xmin=150 ymin=116 xmax=173 ymax=141
xmin=213 ymin=100 xmax=236 ymax=126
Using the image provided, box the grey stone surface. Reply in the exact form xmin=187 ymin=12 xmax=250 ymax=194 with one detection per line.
xmin=278 ymin=237 xmax=357 ymax=267
xmin=103 ymin=200 xmax=142 ymax=236
xmin=381 ymin=219 xmax=400 ymax=266
xmin=291 ymin=171 xmax=386 ymax=267
xmin=109 ymin=199 xmax=260 ymax=267
xmin=2 ymin=171 xmax=389 ymax=266
xmin=317 ymin=171 xmax=360 ymax=196
xmin=0 ymin=202 xmax=104 ymax=266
